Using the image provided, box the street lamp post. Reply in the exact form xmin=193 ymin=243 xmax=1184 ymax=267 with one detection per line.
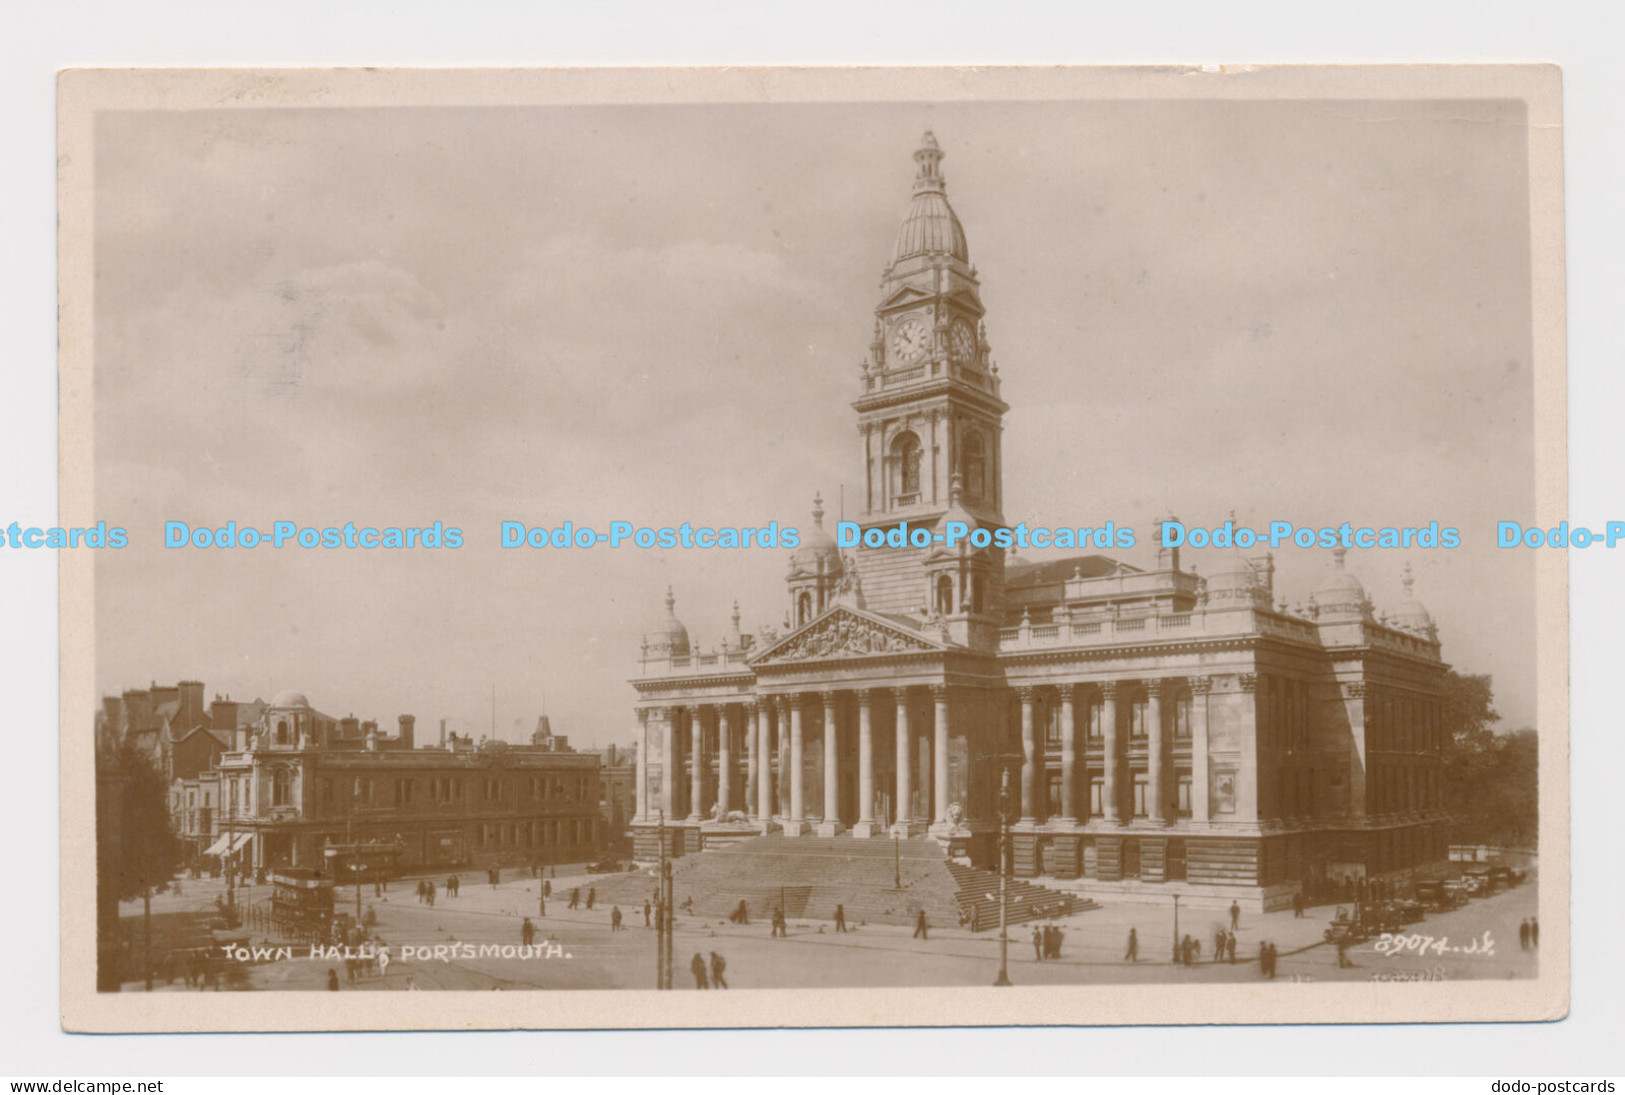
xmin=894 ymin=827 xmax=901 ymax=890
xmin=1172 ymin=893 xmax=1181 ymax=964
xmin=994 ymin=768 xmax=1013 ymax=987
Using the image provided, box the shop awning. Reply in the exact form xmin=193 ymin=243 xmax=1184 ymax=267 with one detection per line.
xmin=202 ymin=833 xmax=232 ymax=857
xmin=228 ymin=831 xmax=254 ymax=853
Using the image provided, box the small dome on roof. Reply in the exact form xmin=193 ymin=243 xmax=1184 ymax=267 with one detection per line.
xmin=1315 ymin=549 xmax=1372 ymax=620
xmin=644 ymin=587 xmax=691 ymax=658
xmin=269 ymin=690 xmax=310 ymax=709
xmin=790 ymin=493 xmax=842 ymax=573
xmin=1389 ymin=563 xmax=1437 ymax=635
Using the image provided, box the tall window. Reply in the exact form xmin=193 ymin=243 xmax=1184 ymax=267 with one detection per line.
xmin=934 ymin=574 xmax=954 ymax=616
xmin=1088 ymin=696 xmax=1105 ymax=743
xmin=275 ymin=719 xmax=290 ymax=745
xmin=1132 ymin=772 xmax=1149 ymax=817
xmin=962 ymin=431 xmax=987 ymax=500
xmin=1045 ymin=772 xmax=1062 ymax=818
xmin=1174 ymin=693 xmax=1192 ymax=742
xmin=1176 ymin=774 xmax=1193 ymax=816
xmin=892 ymin=431 xmax=922 ymax=501
xmin=1088 ymin=777 xmax=1104 ymax=818
xmin=1129 ymin=692 xmax=1148 ymax=741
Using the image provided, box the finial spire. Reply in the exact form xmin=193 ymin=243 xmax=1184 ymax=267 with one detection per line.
xmin=1402 ymin=561 xmax=1415 ymax=591
xmin=913 ymin=128 xmax=946 ymax=194
xmin=1332 ymin=547 xmax=1347 ymax=570
xmin=664 ymin=585 xmax=676 ymax=614
xmin=811 ymin=492 xmax=826 ymax=528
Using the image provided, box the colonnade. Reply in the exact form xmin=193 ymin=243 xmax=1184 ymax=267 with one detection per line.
xmin=1013 ymin=675 xmax=1217 ymax=827
xmin=635 ymin=686 xmax=953 ymax=834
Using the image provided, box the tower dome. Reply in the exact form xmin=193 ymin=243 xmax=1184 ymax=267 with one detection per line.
xmin=643 ymin=586 xmax=692 ymax=658
xmin=789 ymin=492 xmax=842 ymax=574
xmin=1315 ymin=548 xmax=1373 ymax=620
xmin=269 ymin=690 xmax=310 ymax=709
xmin=890 ymin=129 xmax=970 ymax=265
xmin=1389 ymin=562 xmax=1438 ymax=637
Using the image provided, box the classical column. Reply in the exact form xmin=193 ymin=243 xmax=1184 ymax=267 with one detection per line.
xmin=931 ymin=685 xmax=950 ymax=825
xmin=894 ymin=689 xmax=912 ymax=831
xmin=717 ymin=704 xmax=733 ymax=816
xmin=777 ymin=697 xmax=791 ymax=819
xmin=1058 ymin=684 xmax=1077 ymax=823
xmin=820 ymin=691 xmax=841 ymax=835
xmin=788 ymin=695 xmax=805 ymax=830
xmin=687 ymin=706 xmax=704 ymax=822
xmin=755 ymin=700 xmax=771 ymax=822
xmin=1100 ymin=683 xmax=1120 ymax=823
xmin=1191 ymin=677 xmax=1211 ymax=822
xmin=660 ymin=707 xmax=676 ymax=821
xmin=743 ymin=700 xmax=758 ymax=819
xmin=1147 ymin=679 xmax=1167 ymax=824
xmin=635 ymin=709 xmax=650 ymax=821
xmin=855 ymin=689 xmax=875 ymax=836
xmin=1018 ymin=686 xmax=1038 ymax=823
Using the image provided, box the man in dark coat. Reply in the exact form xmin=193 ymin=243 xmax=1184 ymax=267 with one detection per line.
xmin=710 ymin=952 xmax=728 ymax=989
xmin=1229 ymin=900 xmax=1240 ymax=930
xmin=1519 ymin=919 xmax=1530 ymax=950
xmin=1032 ymin=926 xmax=1044 ymax=961
xmin=690 ymin=953 xmax=709 ymax=989
xmin=913 ymin=910 xmax=929 ymax=939
xmin=1125 ymin=927 xmax=1138 ymax=962
xmin=834 ymin=904 xmax=848 ymax=933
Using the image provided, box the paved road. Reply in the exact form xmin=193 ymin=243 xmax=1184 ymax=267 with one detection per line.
xmin=126 ymin=870 xmax=1542 ymax=991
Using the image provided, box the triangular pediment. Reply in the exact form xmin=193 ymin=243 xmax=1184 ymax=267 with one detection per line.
xmin=749 ymin=605 xmax=948 ymax=665
xmin=876 ymin=286 xmax=935 ymax=312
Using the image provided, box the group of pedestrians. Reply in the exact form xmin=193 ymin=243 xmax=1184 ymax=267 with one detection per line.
xmin=690 ymin=951 xmax=728 ymax=989
xmin=1259 ymin=940 xmax=1280 ymax=979
xmin=415 ymin=879 xmax=438 ymax=906
xmin=1031 ymin=923 xmax=1065 ymax=960
xmin=1519 ymin=917 xmax=1541 ymax=950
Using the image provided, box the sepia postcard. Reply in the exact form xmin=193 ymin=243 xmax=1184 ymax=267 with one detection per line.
xmin=58 ymin=65 xmax=1568 ymax=1032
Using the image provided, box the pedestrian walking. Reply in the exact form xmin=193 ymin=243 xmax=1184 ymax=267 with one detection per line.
xmin=544 ymin=879 xmax=552 ymax=898
xmin=710 ymin=951 xmax=728 ymax=989
xmin=326 ymin=968 xmax=340 ymax=991
xmin=1125 ymin=927 xmax=1139 ymax=962
xmin=1226 ymin=933 xmax=1237 ymax=964
xmin=730 ymin=899 xmax=750 ymax=924
xmin=643 ymin=900 xmax=651 ymax=928
xmin=1532 ymin=917 xmax=1540 ymax=949
xmin=1052 ymin=925 xmax=1065 ymax=959
xmin=1032 ymin=925 xmax=1044 ymax=961
xmin=587 ymin=886 xmax=596 ymax=910
xmin=426 ymin=881 xmax=436 ymax=907
xmin=611 ymin=906 xmax=623 ymax=931
xmin=1214 ymin=929 xmax=1226 ymax=963
xmin=521 ymin=917 xmax=535 ymax=946
xmin=771 ymin=907 xmax=787 ymax=938
xmin=1337 ymin=940 xmax=1352 ymax=968
xmin=1292 ymin=891 xmax=1304 ymax=918
xmin=1229 ymin=900 xmax=1240 ymax=931
xmin=690 ymin=952 xmax=709 ymax=990
xmin=568 ymin=887 xmax=580 ymax=909
xmin=416 ymin=880 xmax=427 ymax=904
xmin=834 ymin=904 xmax=848 ymax=933
xmin=1519 ymin=919 xmax=1530 ymax=950
xmin=913 ymin=910 xmax=929 ymax=939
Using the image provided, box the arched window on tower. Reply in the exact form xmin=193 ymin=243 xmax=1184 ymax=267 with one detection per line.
xmin=892 ymin=431 xmax=922 ymax=504
xmin=275 ymin=719 xmax=290 ymax=746
xmin=797 ymin=591 xmax=812 ymax=627
xmin=934 ymin=574 xmax=954 ymax=616
xmin=962 ymin=430 xmax=987 ymax=501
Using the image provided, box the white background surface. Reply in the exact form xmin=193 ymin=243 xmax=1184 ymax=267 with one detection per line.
xmin=3 ymin=0 xmax=1619 ymax=1076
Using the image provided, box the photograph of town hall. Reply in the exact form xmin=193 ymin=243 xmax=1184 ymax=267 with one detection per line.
xmin=90 ymin=96 xmax=1542 ymax=994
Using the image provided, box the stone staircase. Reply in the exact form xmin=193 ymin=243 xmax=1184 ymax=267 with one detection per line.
xmin=584 ymin=833 xmax=1097 ymax=931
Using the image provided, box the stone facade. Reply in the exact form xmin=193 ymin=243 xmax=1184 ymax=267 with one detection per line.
xmin=630 ymin=132 xmax=1450 ymax=909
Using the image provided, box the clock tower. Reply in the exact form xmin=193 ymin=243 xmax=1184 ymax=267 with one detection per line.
xmin=850 ymin=130 xmax=1009 ymax=639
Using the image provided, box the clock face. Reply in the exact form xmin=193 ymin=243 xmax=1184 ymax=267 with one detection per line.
xmin=890 ymin=317 xmax=930 ymax=363
xmin=949 ymin=319 xmax=977 ymax=363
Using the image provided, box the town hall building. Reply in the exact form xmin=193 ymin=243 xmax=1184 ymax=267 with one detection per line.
xmin=629 ymin=131 xmax=1450 ymax=910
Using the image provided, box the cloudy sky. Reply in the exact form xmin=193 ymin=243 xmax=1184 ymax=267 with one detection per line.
xmin=93 ymin=96 xmax=1538 ymax=739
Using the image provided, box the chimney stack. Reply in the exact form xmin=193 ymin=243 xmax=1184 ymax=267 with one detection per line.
xmin=398 ymin=714 xmax=416 ymax=751
xmin=439 ymin=717 xmax=447 ymax=748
